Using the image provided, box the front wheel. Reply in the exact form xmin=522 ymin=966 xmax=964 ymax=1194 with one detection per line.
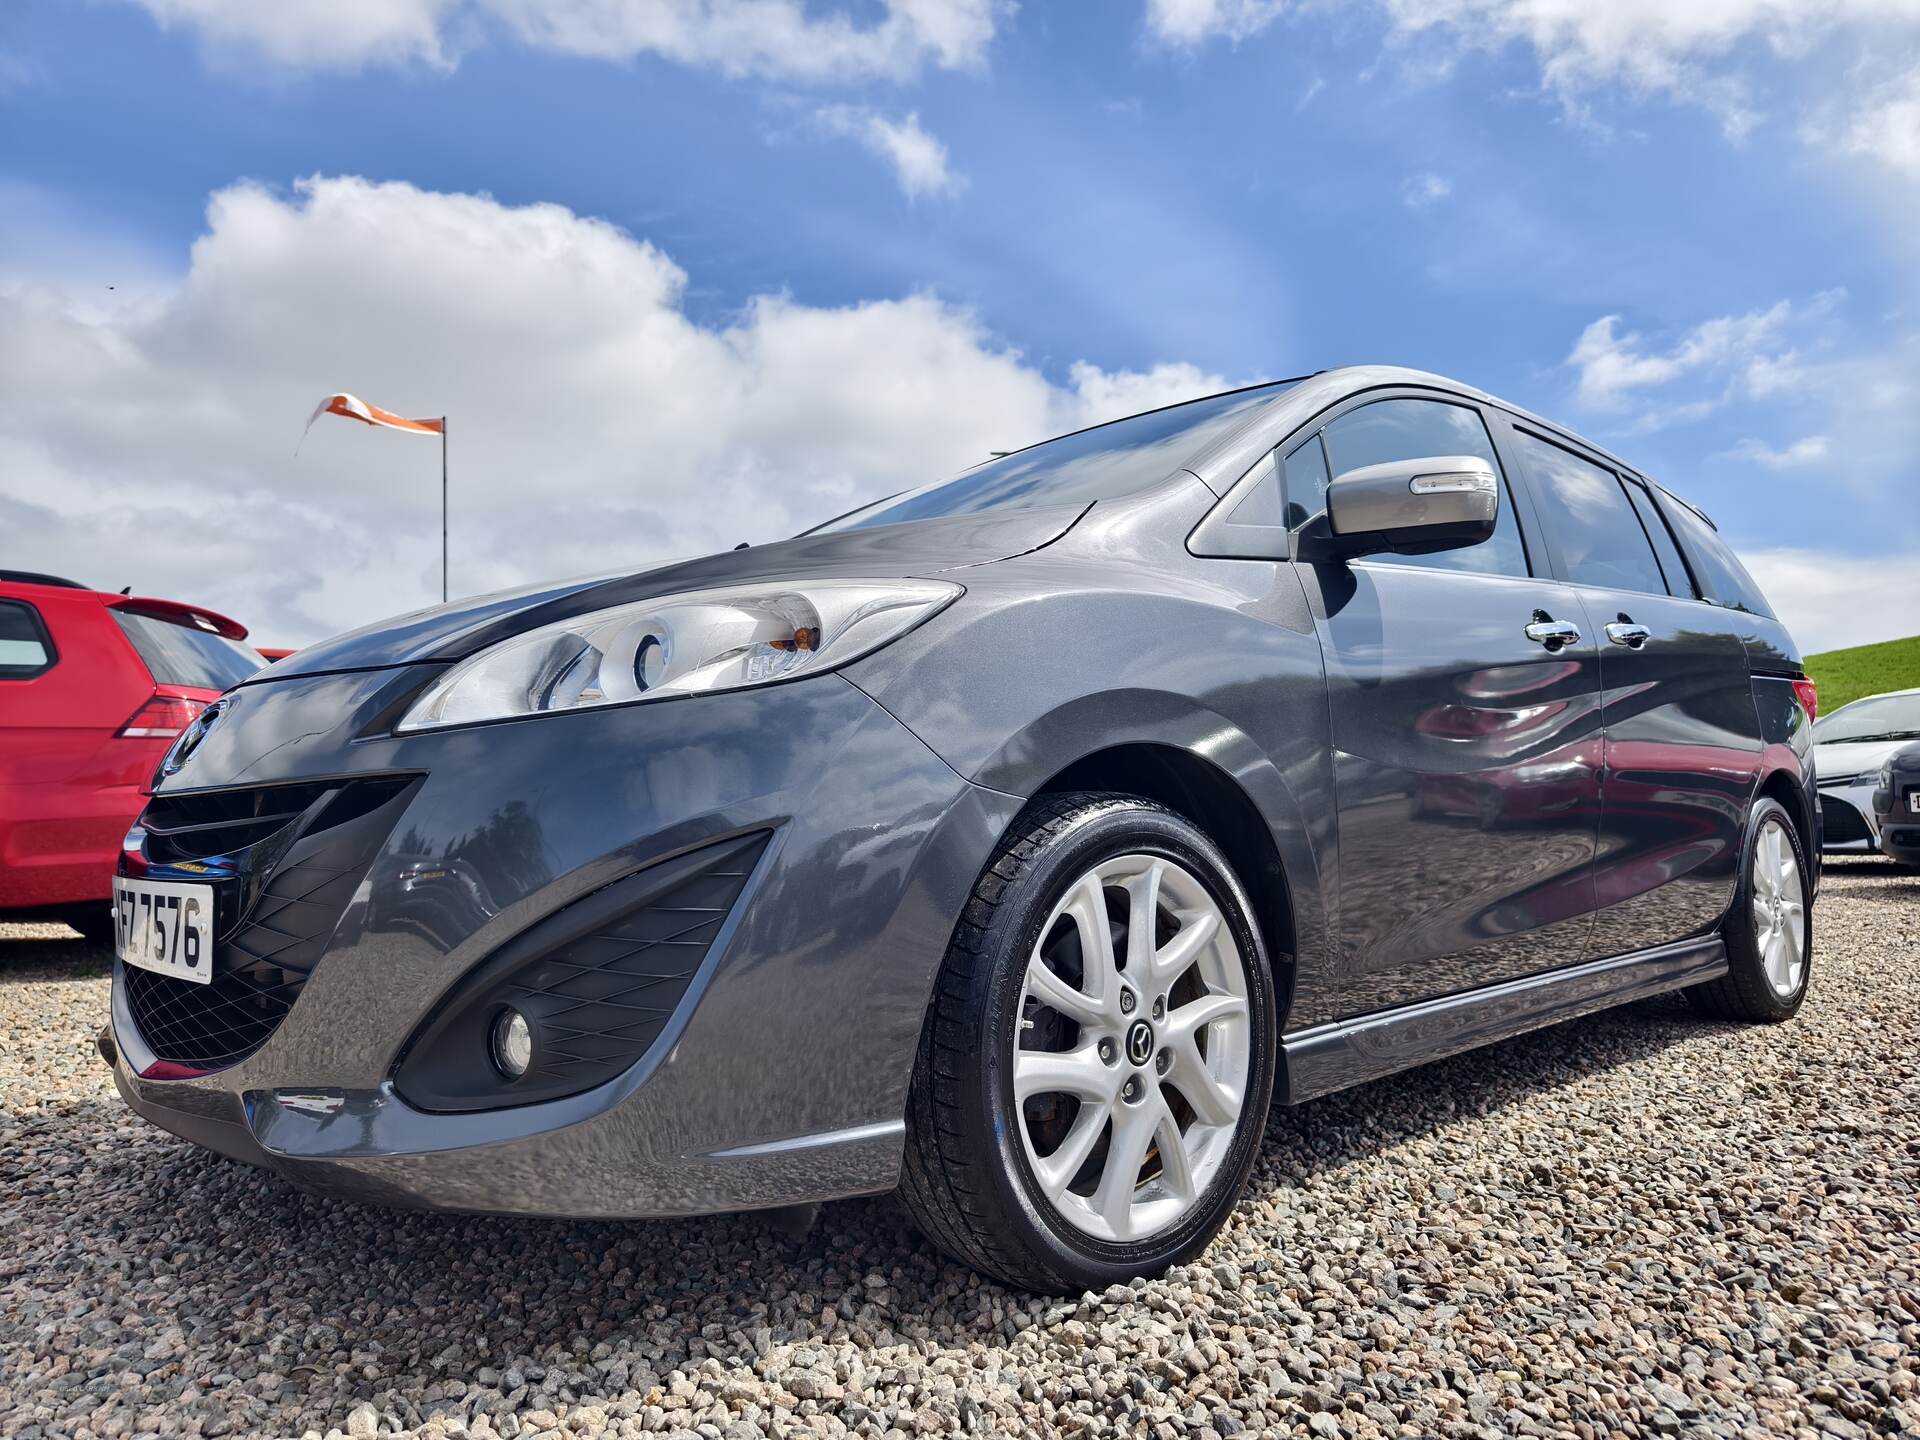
xmin=1690 ymin=797 xmax=1812 ymax=1021
xmin=899 ymin=793 xmax=1277 ymax=1292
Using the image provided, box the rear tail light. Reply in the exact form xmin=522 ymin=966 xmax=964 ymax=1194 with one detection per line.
xmin=1792 ymin=676 xmax=1818 ymax=722
xmin=118 ymin=695 xmax=207 ymax=739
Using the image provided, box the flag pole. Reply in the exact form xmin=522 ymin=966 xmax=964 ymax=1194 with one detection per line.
xmin=440 ymin=417 xmax=449 ymax=603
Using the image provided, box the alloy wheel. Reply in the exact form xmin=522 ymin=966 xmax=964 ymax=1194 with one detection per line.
xmin=1749 ymin=816 xmax=1806 ymax=999
xmin=1012 ymin=853 xmax=1252 ymax=1243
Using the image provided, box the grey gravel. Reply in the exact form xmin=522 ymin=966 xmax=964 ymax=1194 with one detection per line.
xmin=3 ymin=860 xmax=1917 ymax=1439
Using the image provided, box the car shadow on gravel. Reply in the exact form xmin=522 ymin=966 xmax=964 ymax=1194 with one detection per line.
xmin=0 ymin=928 xmax=112 ymax=982
xmin=7 ymin=981 xmax=1744 ymax=1369
xmin=1821 ymin=855 xmax=1920 ymax=887
xmin=1253 ymin=989 xmax=1722 ymax=1193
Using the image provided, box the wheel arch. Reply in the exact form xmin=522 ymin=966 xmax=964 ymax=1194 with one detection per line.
xmin=1756 ymin=766 xmax=1815 ymax=871
xmin=1027 ymin=739 xmax=1313 ymax=1027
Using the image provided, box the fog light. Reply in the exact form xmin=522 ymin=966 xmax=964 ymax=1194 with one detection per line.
xmin=491 ymin=1008 xmax=533 ymax=1079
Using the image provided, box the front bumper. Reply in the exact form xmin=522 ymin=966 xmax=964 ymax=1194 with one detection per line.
xmin=1818 ymin=781 xmax=1882 ymax=854
xmin=110 ymin=665 xmax=1021 ymax=1217
xmin=1874 ymin=774 xmax=1920 ymax=864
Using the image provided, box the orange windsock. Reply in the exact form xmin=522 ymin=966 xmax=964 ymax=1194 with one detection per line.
xmin=301 ymin=392 xmax=444 ymax=448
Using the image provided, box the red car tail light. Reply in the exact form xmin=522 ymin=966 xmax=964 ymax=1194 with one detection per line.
xmin=1791 ymin=676 xmax=1818 ymax=722
xmin=117 ymin=694 xmax=207 ymax=739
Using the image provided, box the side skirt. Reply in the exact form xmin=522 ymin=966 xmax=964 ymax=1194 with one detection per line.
xmin=1278 ymin=936 xmax=1727 ymax=1105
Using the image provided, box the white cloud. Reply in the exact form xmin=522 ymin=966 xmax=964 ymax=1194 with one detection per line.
xmin=813 ymin=107 xmax=961 ymax=197
xmin=127 ymin=0 xmax=455 ymax=69
xmin=1742 ymin=547 xmax=1920 ymax=654
xmin=1816 ymin=66 xmax=1920 ymax=178
xmin=1144 ymin=0 xmax=1288 ymax=46
xmin=123 ymin=0 xmax=1001 ymax=79
xmin=0 ymin=176 xmax=1229 ymax=646
xmin=1144 ymin=0 xmax=1920 ymax=178
xmin=1378 ymin=0 xmax=1920 ymax=139
xmin=1399 ymin=171 xmax=1453 ymax=208
xmin=1726 ymin=435 xmax=1831 ymax=470
xmin=1566 ymin=301 xmax=1805 ymax=412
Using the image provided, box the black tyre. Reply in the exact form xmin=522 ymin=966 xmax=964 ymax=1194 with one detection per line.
xmin=900 ymin=792 xmax=1277 ymax=1292
xmin=1689 ymin=797 xmax=1812 ymax=1022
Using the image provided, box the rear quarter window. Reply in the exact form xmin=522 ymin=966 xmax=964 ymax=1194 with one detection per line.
xmin=111 ymin=611 xmax=263 ymax=691
xmin=0 ymin=600 xmax=56 ymax=679
xmin=1656 ymin=491 xmax=1775 ymax=618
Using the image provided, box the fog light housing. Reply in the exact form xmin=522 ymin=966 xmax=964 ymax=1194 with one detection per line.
xmin=491 ymin=1008 xmax=533 ymax=1079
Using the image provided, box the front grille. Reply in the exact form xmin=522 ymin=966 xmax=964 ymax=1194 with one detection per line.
xmin=141 ymin=782 xmax=334 ymax=864
xmin=395 ymin=831 xmax=770 ymax=1111
xmin=124 ymin=778 xmax=416 ymax=1071
xmin=1820 ymin=793 xmax=1872 ymax=846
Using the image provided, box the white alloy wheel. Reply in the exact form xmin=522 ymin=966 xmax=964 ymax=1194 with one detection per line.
xmin=1749 ymin=815 xmax=1807 ymax=999
xmin=1011 ymin=853 xmax=1252 ymax=1244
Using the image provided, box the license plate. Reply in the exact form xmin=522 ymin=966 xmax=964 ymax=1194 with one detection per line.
xmin=113 ymin=878 xmax=216 ymax=985
xmin=1910 ymin=792 xmax=1920 ymax=815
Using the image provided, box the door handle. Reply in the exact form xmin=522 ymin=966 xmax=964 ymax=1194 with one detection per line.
xmin=1524 ymin=617 xmax=1582 ymax=650
xmin=1605 ymin=619 xmax=1652 ymax=649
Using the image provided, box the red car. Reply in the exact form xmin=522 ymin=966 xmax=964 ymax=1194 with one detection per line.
xmin=1 ymin=571 xmax=265 ymax=942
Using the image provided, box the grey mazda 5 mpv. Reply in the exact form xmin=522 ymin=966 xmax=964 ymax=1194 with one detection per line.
xmin=109 ymin=366 xmax=1817 ymax=1292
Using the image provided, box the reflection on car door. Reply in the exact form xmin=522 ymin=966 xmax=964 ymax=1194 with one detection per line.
xmin=1501 ymin=423 xmax=1762 ymax=959
xmin=1288 ymin=395 xmax=1605 ymax=1019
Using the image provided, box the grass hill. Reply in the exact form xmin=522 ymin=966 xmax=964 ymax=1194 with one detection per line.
xmin=1804 ymin=634 xmax=1920 ymax=715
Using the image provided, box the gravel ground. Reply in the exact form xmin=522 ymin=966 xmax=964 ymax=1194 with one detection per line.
xmin=3 ymin=860 xmax=1916 ymax=1440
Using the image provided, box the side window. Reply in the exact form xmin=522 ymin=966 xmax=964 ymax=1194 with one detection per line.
xmin=1656 ymin=490 xmax=1776 ymax=618
xmin=1624 ymin=478 xmax=1696 ymax=598
xmin=1313 ymin=397 xmax=1530 ymax=578
xmin=0 ymin=600 xmax=56 ymax=679
xmin=1510 ymin=431 xmax=1668 ymax=595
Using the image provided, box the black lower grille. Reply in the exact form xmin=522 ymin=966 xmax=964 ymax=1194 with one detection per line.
xmin=395 ymin=831 xmax=769 ymax=1111
xmin=1820 ymin=793 xmax=1872 ymax=846
xmin=124 ymin=778 xmax=416 ymax=1071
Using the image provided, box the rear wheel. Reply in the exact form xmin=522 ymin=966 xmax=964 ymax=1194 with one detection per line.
xmin=1690 ymin=798 xmax=1811 ymax=1021
xmin=899 ymin=793 xmax=1276 ymax=1292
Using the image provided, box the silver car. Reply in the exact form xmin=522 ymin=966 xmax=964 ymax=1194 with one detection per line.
xmin=1813 ymin=687 xmax=1920 ymax=854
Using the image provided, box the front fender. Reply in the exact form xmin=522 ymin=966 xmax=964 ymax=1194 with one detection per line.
xmin=845 ymin=553 xmax=1342 ymax=1028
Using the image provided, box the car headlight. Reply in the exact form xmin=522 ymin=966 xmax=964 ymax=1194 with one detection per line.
xmin=1877 ymin=762 xmax=1895 ymax=791
xmin=397 ymin=578 xmax=960 ymax=732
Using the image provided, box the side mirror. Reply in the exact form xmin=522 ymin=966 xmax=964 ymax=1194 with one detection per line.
xmin=1324 ymin=455 xmax=1499 ymax=556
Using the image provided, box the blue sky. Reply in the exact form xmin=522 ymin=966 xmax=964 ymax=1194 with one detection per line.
xmin=2 ymin=0 xmax=1916 ymax=648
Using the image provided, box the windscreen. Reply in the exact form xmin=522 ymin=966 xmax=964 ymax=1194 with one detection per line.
xmin=1813 ymin=693 xmax=1920 ymax=745
xmin=810 ymin=383 xmax=1292 ymax=533
xmin=112 ymin=611 xmax=264 ymax=691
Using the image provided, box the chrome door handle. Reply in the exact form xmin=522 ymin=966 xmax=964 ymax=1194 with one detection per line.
xmin=1605 ymin=621 xmax=1652 ymax=649
xmin=1524 ymin=618 xmax=1581 ymax=650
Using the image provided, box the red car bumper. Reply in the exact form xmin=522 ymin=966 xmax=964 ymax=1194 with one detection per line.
xmin=0 ymin=742 xmax=168 ymax=911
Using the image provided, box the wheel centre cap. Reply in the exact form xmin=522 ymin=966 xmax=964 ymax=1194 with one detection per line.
xmin=1125 ymin=1018 xmax=1155 ymax=1067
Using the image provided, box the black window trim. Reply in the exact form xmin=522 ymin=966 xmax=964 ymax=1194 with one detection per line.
xmin=1188 ymin=382 xmax=1543 ymax=579
xmin=0 ymin=598 xmax=58 ymax=681
xmin=1619 ymin=472 xmax=1701 ymax=600
xmin=1494 ymin=416 xmax=1702 ymax=603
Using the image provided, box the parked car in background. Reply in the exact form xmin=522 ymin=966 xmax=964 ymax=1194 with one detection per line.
xmin=106 ymin=367 xmax=1817 ymax=1292
xmin=1870 ymin=739 xmax=1920 ymax=867
xmin=1811 ymin=687 xmax=1920 ymax=855
xmin=0 ymin=571 xmax=263 ymax=942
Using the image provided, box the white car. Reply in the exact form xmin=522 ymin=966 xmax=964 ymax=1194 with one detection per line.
xmin=1813 ymin=686 xmax=1920 ymax=853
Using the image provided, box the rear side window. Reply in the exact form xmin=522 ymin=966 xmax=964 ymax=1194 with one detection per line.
xmin=0 ymin=600 xmax=55 ymax=678
xmin=1623 ymin=478 xmax=1696 ymax=598
xmin=1656 ymin=491 xmax=1776 ymax=618
xmin=111 ymin=611 xmax=263 ymax=691
xmin=1510 ymin=430 xmax=1667 ymax=595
